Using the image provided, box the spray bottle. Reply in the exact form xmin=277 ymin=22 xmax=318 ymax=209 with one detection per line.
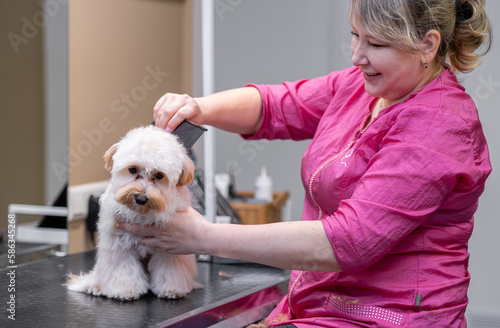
xmin=254 ymin=166 xmax=273 ymax=202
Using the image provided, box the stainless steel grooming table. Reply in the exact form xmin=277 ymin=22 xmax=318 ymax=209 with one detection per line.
xmin=0 ymin=250 xmax=289 ymax=328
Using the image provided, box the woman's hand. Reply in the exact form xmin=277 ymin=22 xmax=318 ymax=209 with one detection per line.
xmin=153 ymin=88 xmax=263 ymax=135
xmin=153 ymin=93 xmax=205 ymax=132
xmin=118 ymin=206 xmax=340 ymax=272
xmin=117 ymin=207 xmax=211 ymax=255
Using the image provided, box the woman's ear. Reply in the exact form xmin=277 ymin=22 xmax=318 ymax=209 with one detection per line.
xmin=177 ymin=153 xmax=195 ymax=186
xmin=422 ymin=29 xmax=441 ymax=65
xmin=103 ymin=143 xmax=119 ymax=171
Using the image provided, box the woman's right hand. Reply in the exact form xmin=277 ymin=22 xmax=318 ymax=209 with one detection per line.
xmin=153 ymin=93 xmax=205 ymax=131
xmin=154 ymin=87 xmax=263 ymax=135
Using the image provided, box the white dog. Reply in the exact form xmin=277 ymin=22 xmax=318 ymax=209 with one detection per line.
xmin=67 ymin=125 xmax=201 ymax=300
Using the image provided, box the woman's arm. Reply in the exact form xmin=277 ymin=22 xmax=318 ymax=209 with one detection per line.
xmin=204 ymin=218 xmax=340 ymax=272
xmin=117 ymin=207 xmax=341 ymax=272
xmin=153 ymin=87 xmax=263 ymax=135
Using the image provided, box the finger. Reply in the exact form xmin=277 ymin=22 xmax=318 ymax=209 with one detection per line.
xmin=137 ymin=236 xmax=157 ymax=247
xmin=153 ymin=94 xmax=168 ymax=119
xmin=155 ymin=109 xmax=172 ymax=131
xmin=167 ymin=105 xmax=193 ymax=132
xmin=154 ymin=93 xmax=178 ymax=129
xmin=154 ymin=93 xmax=177 ymax=113
xmin=156 ymin=95 xmax=187 ymax=130
xmin=138 ymin=238 xmax=173 ymax=253
xmin=117 ymin=222 xmax=155 ymax=237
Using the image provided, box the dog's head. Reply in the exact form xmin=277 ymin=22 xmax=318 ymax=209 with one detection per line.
xmin=104 ymin=126 xmax=194 ymax=215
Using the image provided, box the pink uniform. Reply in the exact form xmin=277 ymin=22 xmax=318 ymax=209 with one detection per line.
xmin=244 ymin=66 xmax=491 ymax=327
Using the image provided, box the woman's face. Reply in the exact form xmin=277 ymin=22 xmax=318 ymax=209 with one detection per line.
xmin=350 ymin=24 xmax=428 ymax=106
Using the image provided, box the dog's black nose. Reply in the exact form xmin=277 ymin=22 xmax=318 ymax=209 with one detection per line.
xmin=134 ymin=194 xmax=149 ymax=205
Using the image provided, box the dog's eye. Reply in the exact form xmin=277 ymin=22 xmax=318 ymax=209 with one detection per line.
xmin=155 ymin=173 xmax=164 ymax=180
xmin=129 ymin=167 xmax=137 ymax=174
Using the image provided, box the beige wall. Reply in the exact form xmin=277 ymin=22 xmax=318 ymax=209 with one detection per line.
xmin=0 ymin=0 xmax=46 ymax=229
xmin=0 ymin=0 xmax=192 ymax=247
xmin=68 ymin=0 xmax=192 ymax=253
xmin=68 ymin=0 xmax=192 ymax=187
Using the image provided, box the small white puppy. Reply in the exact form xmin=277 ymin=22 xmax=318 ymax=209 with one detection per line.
xmin=67 ymin=125 xmax=201 ymax=300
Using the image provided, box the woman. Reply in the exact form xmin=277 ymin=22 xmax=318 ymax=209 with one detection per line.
xmin=119 ymin=0 xmax=492 ymax=326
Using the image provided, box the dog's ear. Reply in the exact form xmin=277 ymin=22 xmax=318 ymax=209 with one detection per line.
xmin=103 ymin=143 xmax=119 ymax=171
xmin=177 ymin=153 xmax=195 ymax=186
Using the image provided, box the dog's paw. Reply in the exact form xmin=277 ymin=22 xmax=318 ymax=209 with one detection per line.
xmin=66 ymin=272 xmax=102 ymax=296
xmin=151 ymin=287 xmax=189 ymax=299
xmin=100 ymin=278 xmax=149 ymax=301
xmin=66 ymin=271 xmax=148 ymax=300
xmin=151 ymin=280 xmax=202 ymax=299
xmin=106 ymin=289 xmax=143 ymax=301
xmin=149 ymin=254 xmax=202 ymax=299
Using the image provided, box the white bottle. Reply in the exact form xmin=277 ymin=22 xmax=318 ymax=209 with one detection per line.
xmin=255 ymin=166 xmax=273 ymax=202
xmin=215 ymin=173 xmax=230 ymax=198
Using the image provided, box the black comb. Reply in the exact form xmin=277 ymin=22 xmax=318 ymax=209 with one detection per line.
xmin=152 ymin=120 xmax=207 ymax=149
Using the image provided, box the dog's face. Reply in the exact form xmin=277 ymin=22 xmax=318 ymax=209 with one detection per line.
xmin=104 ymin=126 xmax=194 ymax=215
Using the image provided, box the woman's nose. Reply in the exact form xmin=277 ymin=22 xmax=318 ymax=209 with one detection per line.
xmin=351 ymin=41 xmax=368 ymax=67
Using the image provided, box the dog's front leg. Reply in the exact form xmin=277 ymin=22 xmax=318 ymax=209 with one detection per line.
xmin=91 ymin=246 xmax=149 ymax=301
xmin=148 ymin=253 xmax=201 ymax=299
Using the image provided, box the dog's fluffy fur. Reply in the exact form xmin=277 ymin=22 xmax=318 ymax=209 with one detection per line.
xmin=66 ymin=126 xmax=201 ymax=300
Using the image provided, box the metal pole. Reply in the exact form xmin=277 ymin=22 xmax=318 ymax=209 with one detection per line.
xmin=201 ymin=0 xmax=216 ymax=223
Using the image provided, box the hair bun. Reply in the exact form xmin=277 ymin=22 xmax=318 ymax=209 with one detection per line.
xmin=456 ymin=0 xmax=474 ymax=21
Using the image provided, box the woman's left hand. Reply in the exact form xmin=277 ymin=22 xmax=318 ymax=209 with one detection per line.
xmin=117 ymin=207 xmax=211 ymax=255
xmin=118 ymin=206 xmax=341 ymax=272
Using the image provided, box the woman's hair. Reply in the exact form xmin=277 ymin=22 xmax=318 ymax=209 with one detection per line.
xmin=349 ymin=0 xmax=492 ymax=73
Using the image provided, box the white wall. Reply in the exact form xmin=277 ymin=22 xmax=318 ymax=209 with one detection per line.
xmin=194 ymin=0 xmax=337 ymax=219
xmin=196 ymin=0 xmax=500 ymax=322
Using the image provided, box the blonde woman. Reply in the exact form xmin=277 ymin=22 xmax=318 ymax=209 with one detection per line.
xmin=120 ymin=0 xmax=492 ymax=326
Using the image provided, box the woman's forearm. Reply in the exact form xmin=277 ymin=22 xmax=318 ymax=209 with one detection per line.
xmin=195 ymin=87 xmax=263 ymax=135
xmin=117 ymin=207 xmax=340 ymax=272
xmin=202 ymin=220 xmax=342 ymax=272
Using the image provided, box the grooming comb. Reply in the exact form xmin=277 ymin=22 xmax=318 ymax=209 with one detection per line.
xmin=152 ymin=120 xmax=207 ymax=149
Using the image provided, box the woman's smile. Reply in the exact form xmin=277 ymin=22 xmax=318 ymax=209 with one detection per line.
xmin=363 ymin=71 xmax=382 ymax=80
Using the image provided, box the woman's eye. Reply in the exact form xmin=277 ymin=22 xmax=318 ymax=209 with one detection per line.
xmin=129 ymin=167 xmax=137 ymax=174
xmin=155 ymin=173 xmax=164 ymax=180
xmin=369 ymin=42 xmax=384 ymax=48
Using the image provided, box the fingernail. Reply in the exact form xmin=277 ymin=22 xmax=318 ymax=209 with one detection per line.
xmin=114 ymin=221 xmax=120 ymax=229
xmin=165 ymin=126 xmax=171 ymax=133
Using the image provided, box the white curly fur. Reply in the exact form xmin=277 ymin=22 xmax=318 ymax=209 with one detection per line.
xmin=66 ymin=126 xmax=201 ymax=300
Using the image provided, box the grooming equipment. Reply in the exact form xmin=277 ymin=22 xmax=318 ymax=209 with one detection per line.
xmin=152 ymin=120 xmax=207 ymax=149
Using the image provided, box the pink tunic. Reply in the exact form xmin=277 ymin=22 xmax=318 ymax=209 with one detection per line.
xmin=244 ymin=66 xmax=491 ymax=327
